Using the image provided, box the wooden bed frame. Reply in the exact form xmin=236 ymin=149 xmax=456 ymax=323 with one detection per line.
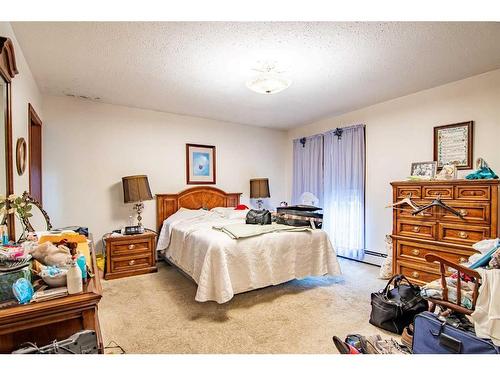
xmin=156 ymin=186 xmax=241 ymax=232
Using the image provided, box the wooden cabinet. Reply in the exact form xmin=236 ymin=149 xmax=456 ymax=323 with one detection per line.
xmin=104 ymin=232 xmax=157 ymax=280
xmin=0 ymin=240 xmax=103 ymax=353
xmin=391 ymin=179 xmax=499 ymax=285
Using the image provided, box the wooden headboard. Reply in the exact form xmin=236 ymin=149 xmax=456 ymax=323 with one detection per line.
xmin=156 ymin=186 xmax=241 ymax=232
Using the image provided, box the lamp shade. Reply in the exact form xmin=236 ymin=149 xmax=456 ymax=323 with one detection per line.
xmin=122 ymin=175 xmax=153 ymax=203
xmin=250 ymin=178 xmax=270 ymax=199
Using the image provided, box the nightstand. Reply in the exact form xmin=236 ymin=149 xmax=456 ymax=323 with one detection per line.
xmin=104 ymin=231 xmax=157 ymax=280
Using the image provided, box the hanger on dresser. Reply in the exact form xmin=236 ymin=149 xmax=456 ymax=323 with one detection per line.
xmin=411 ymin=194 xmax=465 ymax=219
xmin=385 ymin=192 xmax=421 ymax=210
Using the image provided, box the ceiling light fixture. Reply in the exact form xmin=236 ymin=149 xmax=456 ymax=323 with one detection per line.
xmin=246 ymin=61 xmax=292 ymax=95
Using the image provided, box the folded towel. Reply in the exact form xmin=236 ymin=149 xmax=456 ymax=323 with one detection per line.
xmin=212 ymin=223 xmax=311 ymax=239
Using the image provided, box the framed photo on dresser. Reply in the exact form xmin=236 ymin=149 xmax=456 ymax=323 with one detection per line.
xmin=434 ymin=121 xmax=474 ymax=170
xmin=186 ymin=143 xmax=216 ymax=184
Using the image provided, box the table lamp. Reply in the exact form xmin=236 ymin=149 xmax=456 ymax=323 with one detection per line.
xmin=122 ymin=175 xmax=153 ymax=228
xmin=250 ymin=178 xmax=270 ymax=210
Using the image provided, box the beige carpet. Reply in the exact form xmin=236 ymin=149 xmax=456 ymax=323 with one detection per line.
xmin=99 ymin=258 xmax=392 ymax=353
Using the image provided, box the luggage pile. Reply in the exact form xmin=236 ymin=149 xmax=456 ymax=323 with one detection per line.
xmin=275 ymin=205 xmax=323 ymax=229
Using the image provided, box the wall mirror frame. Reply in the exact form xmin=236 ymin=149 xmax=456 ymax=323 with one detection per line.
xmin=21 ymin=191 xmax=53 ymax=233
xmin=0 ymin=36 xmax=19 ymax=241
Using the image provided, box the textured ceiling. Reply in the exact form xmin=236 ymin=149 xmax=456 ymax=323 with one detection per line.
xmin=11 ymin=22 xmax=500 ymax=129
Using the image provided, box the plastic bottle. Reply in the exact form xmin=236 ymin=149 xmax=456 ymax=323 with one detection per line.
xmin=67 ymin=258 xmax=83 ymax=294
xmin=2 ymin=225 xmax=8 ymax=245
xmin=76 ymin=253 xmax=87 ymax=281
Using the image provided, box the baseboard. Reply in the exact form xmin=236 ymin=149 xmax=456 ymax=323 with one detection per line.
xmin=338 ymin=250 xmax=386 ymax=267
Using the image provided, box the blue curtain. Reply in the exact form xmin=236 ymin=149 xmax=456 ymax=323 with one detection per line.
xmin=291 ymin=135 xmax=324 ymax=206
xmin=323 ymin=125 xmax=366 ymax=260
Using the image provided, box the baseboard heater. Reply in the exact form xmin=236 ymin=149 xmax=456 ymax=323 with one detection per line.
xmin=338 ymin=250 xmax=386 ymax=267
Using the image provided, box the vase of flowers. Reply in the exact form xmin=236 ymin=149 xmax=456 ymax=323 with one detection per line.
xmin=0 ymin=194 xmax=33 ymax=242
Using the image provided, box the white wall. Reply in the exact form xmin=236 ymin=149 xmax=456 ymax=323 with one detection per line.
xmin=286 ymin=69 xmax=500 ymax=255
xmin=0 ymin=22 xmax=43 ymax=237
xmin=42 ymin=95 xmax=287 ymax=246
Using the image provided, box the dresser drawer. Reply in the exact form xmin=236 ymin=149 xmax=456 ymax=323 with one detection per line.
xmin=110 ymin=253 xmax=153 ymax=273
xmin=110 ymin=240 xmax=151 ymax=257
xmin=395 ymin=239 xmax=474 ymax=266
xmin=455 ymin=185 xmax=491 ymax=201
xmin=396 ymin=186 xmax=421 ymax=199
xmin=396 ymin=220 xmax=436 ymax=240
xmin=438 ymin=223 xmax=490 ymax=245
xmin=395 ymin=200 xmax=434 ymax=220
xmin=439 ymin=201 xmax=490 ymax=225
xmin=423 ymin=185 xmax=453 ymax=200
xmin=396 ymin=260 xmax=440 ymax=285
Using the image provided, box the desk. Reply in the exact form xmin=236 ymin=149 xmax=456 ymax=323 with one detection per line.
xmin=0 ymin=241 xmax=103 ymax=353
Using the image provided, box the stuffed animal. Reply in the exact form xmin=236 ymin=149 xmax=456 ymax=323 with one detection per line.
xmin=29 ymin=242 xmax=72 ymax=266
xmin=379 ymin=235 xmax=393 ymax=280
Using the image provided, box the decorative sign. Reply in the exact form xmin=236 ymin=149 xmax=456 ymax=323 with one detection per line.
xmin=434 ymin=121 xmax=473 ymax=170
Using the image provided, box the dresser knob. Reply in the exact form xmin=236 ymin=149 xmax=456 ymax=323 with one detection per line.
xmin=458 ymin=231 xmax=468 ymax=239
xmin=411 ymin=249 xmax=421 ymax=256
xmin=459 ymin=257 xmax=468 ymax=263
xmin=128 ymin=244 xmax=135 ymax=250
xmin=129 ymin=260 xmax=136 ymax=266
xmin=412 ymin=226 xmax=420 ymax=233
xmin=411 ymin=271 xmax=420 ymax=279
xmin=459 ymin=209 xmax=468 ymax=217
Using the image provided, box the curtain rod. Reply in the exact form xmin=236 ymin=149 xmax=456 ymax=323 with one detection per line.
xmin=294 ymin=123 xmax=365 ymax=142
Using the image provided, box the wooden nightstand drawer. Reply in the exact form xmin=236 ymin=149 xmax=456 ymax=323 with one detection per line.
xmin=104 ymin=232 xmax=157 ymax=280
xmin=110 ymin=240 xmax=150 ymax=256
xmin=111 ymin=253 xmax=152 ymax=273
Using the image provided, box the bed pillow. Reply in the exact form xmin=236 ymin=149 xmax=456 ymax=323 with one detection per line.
xmin=226 ymin=209 xmax=249 ymax=220
xmin=210 ymin=207 xmax=234 ymax=217
xmin=166 ymin=207 xmax=207 ymax=224
xmin=234 ymin=204 xmax=249 ymax=210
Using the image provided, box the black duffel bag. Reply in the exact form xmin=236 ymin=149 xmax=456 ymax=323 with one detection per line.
xmin=369 ymin=274 xmax=428 ymax=334
xmin=246 ymin=209 xmax=272 ymax=225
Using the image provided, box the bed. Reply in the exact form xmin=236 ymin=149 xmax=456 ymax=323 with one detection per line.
xmin=156 ymin=187 xmax=341 ymax=303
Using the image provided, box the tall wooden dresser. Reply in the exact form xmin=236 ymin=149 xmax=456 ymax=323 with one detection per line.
xmin=391 ymin=179 xmax=499 ymax=285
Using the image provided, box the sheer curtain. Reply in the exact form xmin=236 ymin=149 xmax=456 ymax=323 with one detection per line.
xmin=323 ymin=125 xmax=365 ymax=260
xmin=291 ymin=135 xmax=324 ymax=206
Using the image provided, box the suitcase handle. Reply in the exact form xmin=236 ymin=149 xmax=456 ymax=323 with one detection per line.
xmin=429 ymin=320 xmax=463 ymax=354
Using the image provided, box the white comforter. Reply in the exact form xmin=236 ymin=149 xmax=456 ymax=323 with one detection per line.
xmin=157 ymin=209 xmax=342 ymax=303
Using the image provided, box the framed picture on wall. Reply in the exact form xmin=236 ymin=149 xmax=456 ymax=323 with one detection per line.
xmin=186 ymin=143 xmax=216 ymax=184
xmin=434 ymin=121 xmax=474 ymax=170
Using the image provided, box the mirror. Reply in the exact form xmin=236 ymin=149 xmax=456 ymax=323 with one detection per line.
xmin=0 ymin=37 xmax=18 ymax=240
xmin=21 ymin=191 xmax=53 ymax=232
xmin=0 ymin=78 xmax=6 ymax=225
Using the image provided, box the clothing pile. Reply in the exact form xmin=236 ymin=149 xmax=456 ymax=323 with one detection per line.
xmin=332 ymin=334 xmax=411 ymax=354
xmin=420 ymin=276 xmax=476 ymax=310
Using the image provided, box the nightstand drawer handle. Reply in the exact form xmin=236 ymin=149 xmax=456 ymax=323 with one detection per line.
xmin=458 ymin=231 xmax=468 ymax=239
xmin=128 ymin=244 xmax=135 ymax=250
xmin=459 ymin=257 xmax=468 ymax=263
xmin=459 ymin=209 xmax=468 ymax=217
xmin=129 ymin=260 xmax=136 ymax=266
xmin=412 ymin=226 xmax=420 ymax=233
xmin=411 ymin=271 xmax=420 ymax=279
xmin=411 ymin=249 xmax=421 ymax=256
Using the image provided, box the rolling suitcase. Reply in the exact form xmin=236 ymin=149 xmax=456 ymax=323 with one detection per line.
xmin=413 ymin=311 xmax=500 ymax=354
